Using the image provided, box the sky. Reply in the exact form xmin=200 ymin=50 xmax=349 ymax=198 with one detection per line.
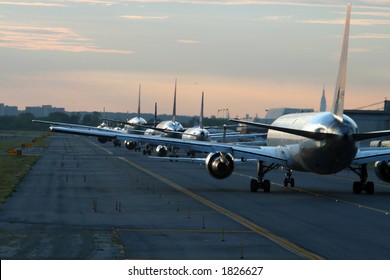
xmin=1 ymin=0 xmax=390 ymax=118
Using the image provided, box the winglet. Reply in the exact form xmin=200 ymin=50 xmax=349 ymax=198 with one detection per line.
xmin=331 ymin=3 xmax=351 ymax=122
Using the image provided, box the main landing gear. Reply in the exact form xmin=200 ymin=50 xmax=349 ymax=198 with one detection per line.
xmin=283 ymin=168 xmax=295 ymax=188
xmin=349 ymin=164 xmax=375 ymax=194
xmin=113 ymin=139 xmax=121 ymax=147
xmin=143 ymin=144 xmax=152 ymax=155
xmin=250 ymin=161 xmax=279 ymax=193
xmin=250 ymin=161 xmax=296 ymax=193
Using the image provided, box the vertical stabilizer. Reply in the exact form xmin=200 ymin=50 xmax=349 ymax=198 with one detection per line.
xmin=200 ymin=92 xmax=204 ymax=129
xmin=154 ymin=102 xmax=158 ymax=127
xmin=172 ymin=79 xmax=177 ymax=123
xmin=137 ymin=84 xmax=141 ymax=118
xmin=331 ymin=3 xmax=351 ymax=122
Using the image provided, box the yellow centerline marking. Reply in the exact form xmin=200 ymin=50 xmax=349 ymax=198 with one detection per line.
xmin=85 ymin=140 xmax=322 ymax=259
xmin=117 ymin=156 xmax=323 ymax=260
xmin=290 ymin=187 xmax=390 ymax=215
xmin=119 ymin=229 xmax=253 ymax=234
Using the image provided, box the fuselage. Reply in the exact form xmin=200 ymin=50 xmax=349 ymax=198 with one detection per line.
xmin=124 ymin=117 xmax=147 ymax=134
xmin=144 ymin=120 xmax=184 ymax=138
xmin=182 ymin=127 xmax=211 ymax=141
xmin=267 ymin=112 xmax=359 ymax=174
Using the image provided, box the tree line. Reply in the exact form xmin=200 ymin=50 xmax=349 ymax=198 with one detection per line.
xmin=0 ymin=112 xmax=102 ymax=131
xmin=0 ymin=112 xmax=231 ymax=131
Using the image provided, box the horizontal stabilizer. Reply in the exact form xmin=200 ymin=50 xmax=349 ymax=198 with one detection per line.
xmin=230 ymin=119 xmax=332 ymax=141
xmin=354 ymin=130 xmax=390 ymax=142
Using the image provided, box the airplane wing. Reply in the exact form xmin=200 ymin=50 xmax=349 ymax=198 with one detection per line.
xmin=209 ymin=132 xmax=266 ymax=141
xmin=33 ymin=119 xmax=146 ymax=134
xmin=49 ymin=125 xmax=288 ymax=165
xmin=33 ymin=120 xmax=114 ymax=131
xmin=353 ymin=148 xmax=390 ymax=164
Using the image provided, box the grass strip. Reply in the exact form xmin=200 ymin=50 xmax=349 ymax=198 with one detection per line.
xmin=0 ymin=131 xmax=51 ymax=204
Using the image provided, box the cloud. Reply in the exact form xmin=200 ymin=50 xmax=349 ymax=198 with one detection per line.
xmin=352 ymin=11 xmax=390 ymax=17
xmin=120 ymin=15 xmax=169 ymax=20
xmin=176 ymin=39 xmax=200 ymax=44
xmin=350 ymin=48 xmax=371 ymax=53
xmin=262 ymin=15 xmax=292 ymax=21
xmin=0 ymin=25 xmax=134 ymax=54
xmin=0 ymin=1 xmax=65 ymax=7
xmin=351 ymin=33 xmax=390 ymax=39
xmin=359 ymin=0 xmax=390 ymax=4
xmin=300 ymin=18 xmax=390 ymax=26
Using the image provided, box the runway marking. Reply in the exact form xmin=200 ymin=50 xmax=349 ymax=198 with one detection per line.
xmin=289 ymin=187 xmax=390 ymax=215
xmin=117 ymin=156 xmax=323 ymax=260
xmin=84 ymin=138 xmax=114 ymax=155
xmin=119 ymin=228 xmax=253 ymax=234
xmin=236 ymin=172 xmax=390 ymax=215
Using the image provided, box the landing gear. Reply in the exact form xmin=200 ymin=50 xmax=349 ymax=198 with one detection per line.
xmin=250 ymin=178 xmax=271 ymax=193
xmin=283 ymin=168 xmax=295 ymax=188
xmin=143 ymin=144 xmax=152 ymax=156
xmin=250 ymin=161 xmax=278 ymax=193
xmin=113 ymin=139 xmax=121 ymax=147
xmin=350 ymin=164 xmax=375 ymax=194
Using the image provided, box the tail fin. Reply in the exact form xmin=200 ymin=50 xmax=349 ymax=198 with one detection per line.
xmin=154 ymin=102 xmax=158 ymax=127
xmin=172 ymin=79 xmax=177 ymax=123
xmin=137 ymin=84 xmax=141 ymax=118
xmin=200 ymin=92 xmax=204 ymax=129
xmin=331 ymin=3 xmax=351 ymax=122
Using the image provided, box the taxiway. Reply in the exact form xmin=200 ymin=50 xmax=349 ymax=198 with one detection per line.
xmin=1 ymin=134 xmax=390 ymax=259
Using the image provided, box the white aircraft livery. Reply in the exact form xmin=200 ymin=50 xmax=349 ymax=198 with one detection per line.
xmin=37 ymin=4 xmax=390 ymax=194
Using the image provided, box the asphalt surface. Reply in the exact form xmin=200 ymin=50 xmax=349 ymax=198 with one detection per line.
xmin=1 ymin=134 xmax=390 ymax=260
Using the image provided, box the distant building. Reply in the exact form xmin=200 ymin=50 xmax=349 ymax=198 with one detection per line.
xmin=25 ymin=105 xmax=65 ymax=117
xmin=265 ymin=108 xmax=314 ymax=120
xmin=320 ymin=86 xmax=327 ymax=112
xmin=0 ymin=103 xmax=18 ymax=116
xmin=345 ymin=100 xmax=390 ymax=146
xmin=237 ymin=107 xmax=314 ymax=134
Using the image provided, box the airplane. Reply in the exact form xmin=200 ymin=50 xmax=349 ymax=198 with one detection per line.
xmin=148 ymin=90 xmax=265 ymax=157
xmin=39 ymin=4 xmax=390 ymax=194
xmin=180 ymin=91 xmax=266 ymax=156
xmin=120 ymin=84 xmax=148 ymax=151
xmin=181 ymin=92 xmax=210 ymax=142
xmin=144 ymin=79 xmax=185 ymax=138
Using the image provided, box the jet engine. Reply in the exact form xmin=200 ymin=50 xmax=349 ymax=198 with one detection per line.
xmin=205 ymin=152 xmax=234 ymax=179
xmin=124 ymin=140 xmax=137 ymax=150
xmin=374 ymin=161 xmax=390 ymax=183
xmin=156 ymin=145 xmax=168 ymax=157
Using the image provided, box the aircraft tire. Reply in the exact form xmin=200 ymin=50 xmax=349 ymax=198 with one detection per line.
xmin=365 ymin=181 xmax=375 ymax=194
xmin=250 ymin=179 xmax=259 ymax=192
xmin=353 ymin=181 xmax=363 ymax=194
xmin=263 ymin=180 xmax=271 ymax=193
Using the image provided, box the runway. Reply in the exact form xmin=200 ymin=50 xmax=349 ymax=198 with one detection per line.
xmin=1 ymin=134 xmax=390 ymax=259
